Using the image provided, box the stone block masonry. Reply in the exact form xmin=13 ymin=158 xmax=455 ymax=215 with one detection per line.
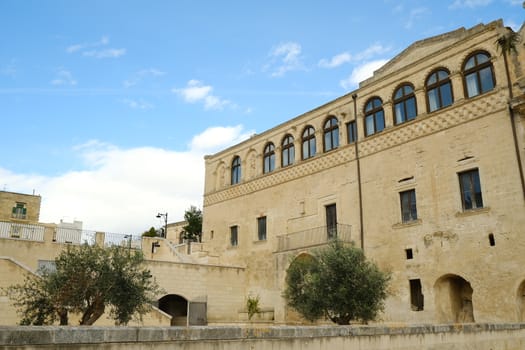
xmin=1 ymin=323 xmax=525 ymax=350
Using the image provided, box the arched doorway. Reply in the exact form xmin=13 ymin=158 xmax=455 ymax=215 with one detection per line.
xmin=284 ymin=253 xmax=316 ymax=324
xmin=434 ymin=274 xmax=475 ymax=323
xmin=517 ymin=280 xmax=525 ymax=321
xmin=158 ymin=294 xmax=188 ymax=326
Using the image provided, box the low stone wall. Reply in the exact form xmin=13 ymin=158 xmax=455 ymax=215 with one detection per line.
xmin=0 ymin=323 xmax=524 ymax=350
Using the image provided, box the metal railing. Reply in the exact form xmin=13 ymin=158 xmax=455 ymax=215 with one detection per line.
xmin=53 ymin=227 xmax=96 ymax=245
xmin=0 ymin=221 xmax=45 ymax=241
xmin=104 ymin=232 xmax=142 ymax=250
xmin=276 ymin=223 xmax=351 ymax=252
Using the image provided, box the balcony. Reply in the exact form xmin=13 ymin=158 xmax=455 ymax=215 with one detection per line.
xmin=276 ymin=224 xmax=352 ymax=252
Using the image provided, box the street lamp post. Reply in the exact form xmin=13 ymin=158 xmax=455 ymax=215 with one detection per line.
xmin=156 ymin=212 xmax=168 ymax=238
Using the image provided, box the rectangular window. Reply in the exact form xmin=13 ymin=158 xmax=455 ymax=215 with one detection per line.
xmin=230 ymin=225 xmax=238 ymax=246
xmin=325 ymin=204 xmax=337 ymax=239
xmin=11 ymin=203 xmax=27 ymax=219
xmin=400 ymin=189 xmax=418 ymax=223
xmin=409 ymin=279 xmax=424 ymax=311
xmin=257 ymin=216 xmax=267 ymax=241
xmin=459 ymin=169 xmax=483 ymax=210
xmin=347 ymin=121 xmax=357 ymax=144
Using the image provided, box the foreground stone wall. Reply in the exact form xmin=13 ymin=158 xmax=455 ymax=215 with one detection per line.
xmin=1 ymin=324 xmax=524 ymax=350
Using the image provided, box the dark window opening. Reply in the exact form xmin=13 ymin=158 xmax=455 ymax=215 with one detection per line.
xmin=302 ymin=126 xmax=316 ymax=160
xmin=323 ymin=116 xmax=339 ymax=152
xmin=393 ymin=84 xmax=417 ymax=125
xmin=281 ymin=134 xmax=295 ymax=167
xmin=230 ymin=225 xmax=238 ymax=246
xmin=488 ymin=233 xmax=495 ymax=246
xmin=325 ymin=204 xmax=337 ymax=239
xmin=426 ymin=69 xmax=453 ymax=112
xmin=463 ymin=52 xmax=495 ymax=98
xmin=263 ymin=143 xmax=275 ymax=173
xmin=231 ymin=156 xmax=241 ymax=185
xmin=405 ymin=248 xmax=413 ymax=260
xmin=364 ymin=97 xmax=385 ymax=136
xmin=410 ymin=279 xmax=424 ymax=311
xmin=257 ymin=216 xmax=267 ymax=241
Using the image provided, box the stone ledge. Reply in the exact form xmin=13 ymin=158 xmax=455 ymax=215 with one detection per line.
xmin=1 ymin=323 xmax=525 ymax=345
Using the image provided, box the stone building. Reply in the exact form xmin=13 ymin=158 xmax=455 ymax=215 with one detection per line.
xmin=1 ymin=19 xmax=524 ymax=327
xmin=201 ymin=19 xmax=525 ymax=324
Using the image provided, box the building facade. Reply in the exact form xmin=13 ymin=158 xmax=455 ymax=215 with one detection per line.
xmin=202 ymin=20 xmax=525 ymax=324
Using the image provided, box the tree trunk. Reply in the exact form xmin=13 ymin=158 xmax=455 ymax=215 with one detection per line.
xmin=80 ymin=298 xmax=105 ymax=325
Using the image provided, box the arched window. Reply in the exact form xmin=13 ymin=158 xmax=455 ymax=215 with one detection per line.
xmin=302 ymin=126 xmax=316 ymax=160
xmin=281 ymin=134 xmax=295 ymax=167
xmin=426 ymin=69 xmax=453 ymax=112
xmin=323 ymin=116 xmax=339 ymax=152
xmin=231 ymin=156 xmax=241 ymax=185
xmin=463 ymin=51 xmax=495 ymax=98
xmin=364 ymin=97 xmax=385 ymax=136
xmin=393 ymin=84 xmax=417 ymax=124
xmin=263 ymin=142 xmax=275 ymax=173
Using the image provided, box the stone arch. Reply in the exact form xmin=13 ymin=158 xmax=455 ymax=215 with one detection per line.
xmin=434 ymin=274 xmax=475 ymax=323
xmin=284 ymin=252 xmax=316 ymax=324
xmin=158 ymin=294 xmax=188 ymax=326
xmin=516 ymin=280 xmax=525 ymax=322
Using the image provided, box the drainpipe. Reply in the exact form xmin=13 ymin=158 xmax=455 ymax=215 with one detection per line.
xmin=502 ymin=39 xmax=525 ymax=200
xmin=352 ymin=93 xmax=365 ymax=252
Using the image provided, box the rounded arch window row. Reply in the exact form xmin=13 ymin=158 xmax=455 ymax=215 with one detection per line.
xmin=365 ymin=50 xmax=496 ymax=136
xmin=227 ymin=50 xmax=496 ymax=185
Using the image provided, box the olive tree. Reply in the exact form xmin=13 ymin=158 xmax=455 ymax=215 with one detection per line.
xmin=6 ymin=244 xmax=161 ymax=325
xmin=284 ymin=240 xmax=390 ymax=325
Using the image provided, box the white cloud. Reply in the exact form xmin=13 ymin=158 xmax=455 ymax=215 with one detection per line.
xmin=318 ymin=52 xmax=352 ymax=68
xmin=172 ymin=80 xmax=231 ymax=110
xmin=0 ymin=126 xmax=252 ymax=234
xmin=340 ymin=59 xmax=389 ymax=91
xmin=124 ymin=68 xmax=166 ymax=88
xmin=318 ymin=44 xmax=391 ymax=69
xmin=50 ymin=69 xmax=77 ymax=86
xmin=67 ymin=36 xmax=125 ymax=59
xmin=265 ymin=42 xmax=304 ymax=77
xmin=449 ymin=0 xmax=492 ymax=9
xmin=404 ymin=7 xmax=429 ymax=29
xmin=121 ymin=98 xmax=153 ymax=110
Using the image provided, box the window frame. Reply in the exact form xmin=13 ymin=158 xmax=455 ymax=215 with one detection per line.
xmin=458 ymin=168 xmax=484 ymax=211
xmin=346 ymin=120 xmax=357 ymax=144
xmin=257 ymin=216 xmax=267 ymax=241
xmin=281 ymin=134 xmax=295 ymax=167
xmin=425 ymin=68 xmax=454 ymax=113
xmin=230 ymin=225 xmax=238 ymax=246
xmin=364 ymin=97 xmax=385 ymax=137
xmin=231 ymin=156 xmax=241 ymax=185
xmin=263 ymin=142 xmax=276 ymax=174
xmin=323 ymin=116 xmax=339 ymax=152
xmin=463 ymin=51 xmax=495 ymax=98
xmin=393 ymin=83 xmax=417 ymax=125
xmin=400 ymin=189 xmax=418 ymax=223
xmin=301 ymin=126 xmax=316 ymax=160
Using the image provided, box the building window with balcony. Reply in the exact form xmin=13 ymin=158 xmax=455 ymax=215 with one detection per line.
xmin=463 ymin=51 xmax=495 ymax=98
xmin=257 ymin=216 xmax=267 ymax=241
xmin=364 ymin=97 xmax=385 ymax=136
xmin=393 ymin=84 xmax=417 ymax=125
xmin=12 ymin=203 xmax=27 ymax=219
xmin=400 ymin=189 xmax=418 ymax=223
xmin=231 ymin=156 xmax=241 ymax=185
xmin=459 ymin=168 xmax=483 ymax=210
xmin=263 ymin=142 xmax=276 ymax=173
xmin=325 ymin=204 xmax=337 ymax=239
xmin=281 ymin=134 xmax=295 ymax=167
xmin=347 ymin=120 xmax=357 ymax=144
xmin=302 ymin=126 xmax=316 ymax=160
xmin=426 ymin=69 xmax=453 ymax=112
xmin=323 ymin=116 xmax=339 ymax=152
xmin=230 ymin=225 xmax=238 ymax=246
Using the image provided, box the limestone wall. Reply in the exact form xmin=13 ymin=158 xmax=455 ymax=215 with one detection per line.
xmin=1 ymin=324 xmax=524 ymax=349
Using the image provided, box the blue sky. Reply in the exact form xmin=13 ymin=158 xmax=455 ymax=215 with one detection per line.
xmin=1 ymin=0 xmax=523 ymax=233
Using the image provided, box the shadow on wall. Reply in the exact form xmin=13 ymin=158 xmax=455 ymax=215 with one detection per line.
xmin=158 ymin=294 xmax=188 ymax=326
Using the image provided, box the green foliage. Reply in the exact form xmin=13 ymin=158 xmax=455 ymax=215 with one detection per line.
xmin=182 ymin=206 xmax=202 ymax=242
xmin=246 ymin=295 xmax=261 ymax=320
xmin=283 ymin=240 xmax=390 ymax=325
xmin=142 ymin=227 xmax=158 ymax=237
xmin=5 ymin=244 xmax=162 ymax=326
xmin=496 ymin=27 xmax=520 ymax=55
